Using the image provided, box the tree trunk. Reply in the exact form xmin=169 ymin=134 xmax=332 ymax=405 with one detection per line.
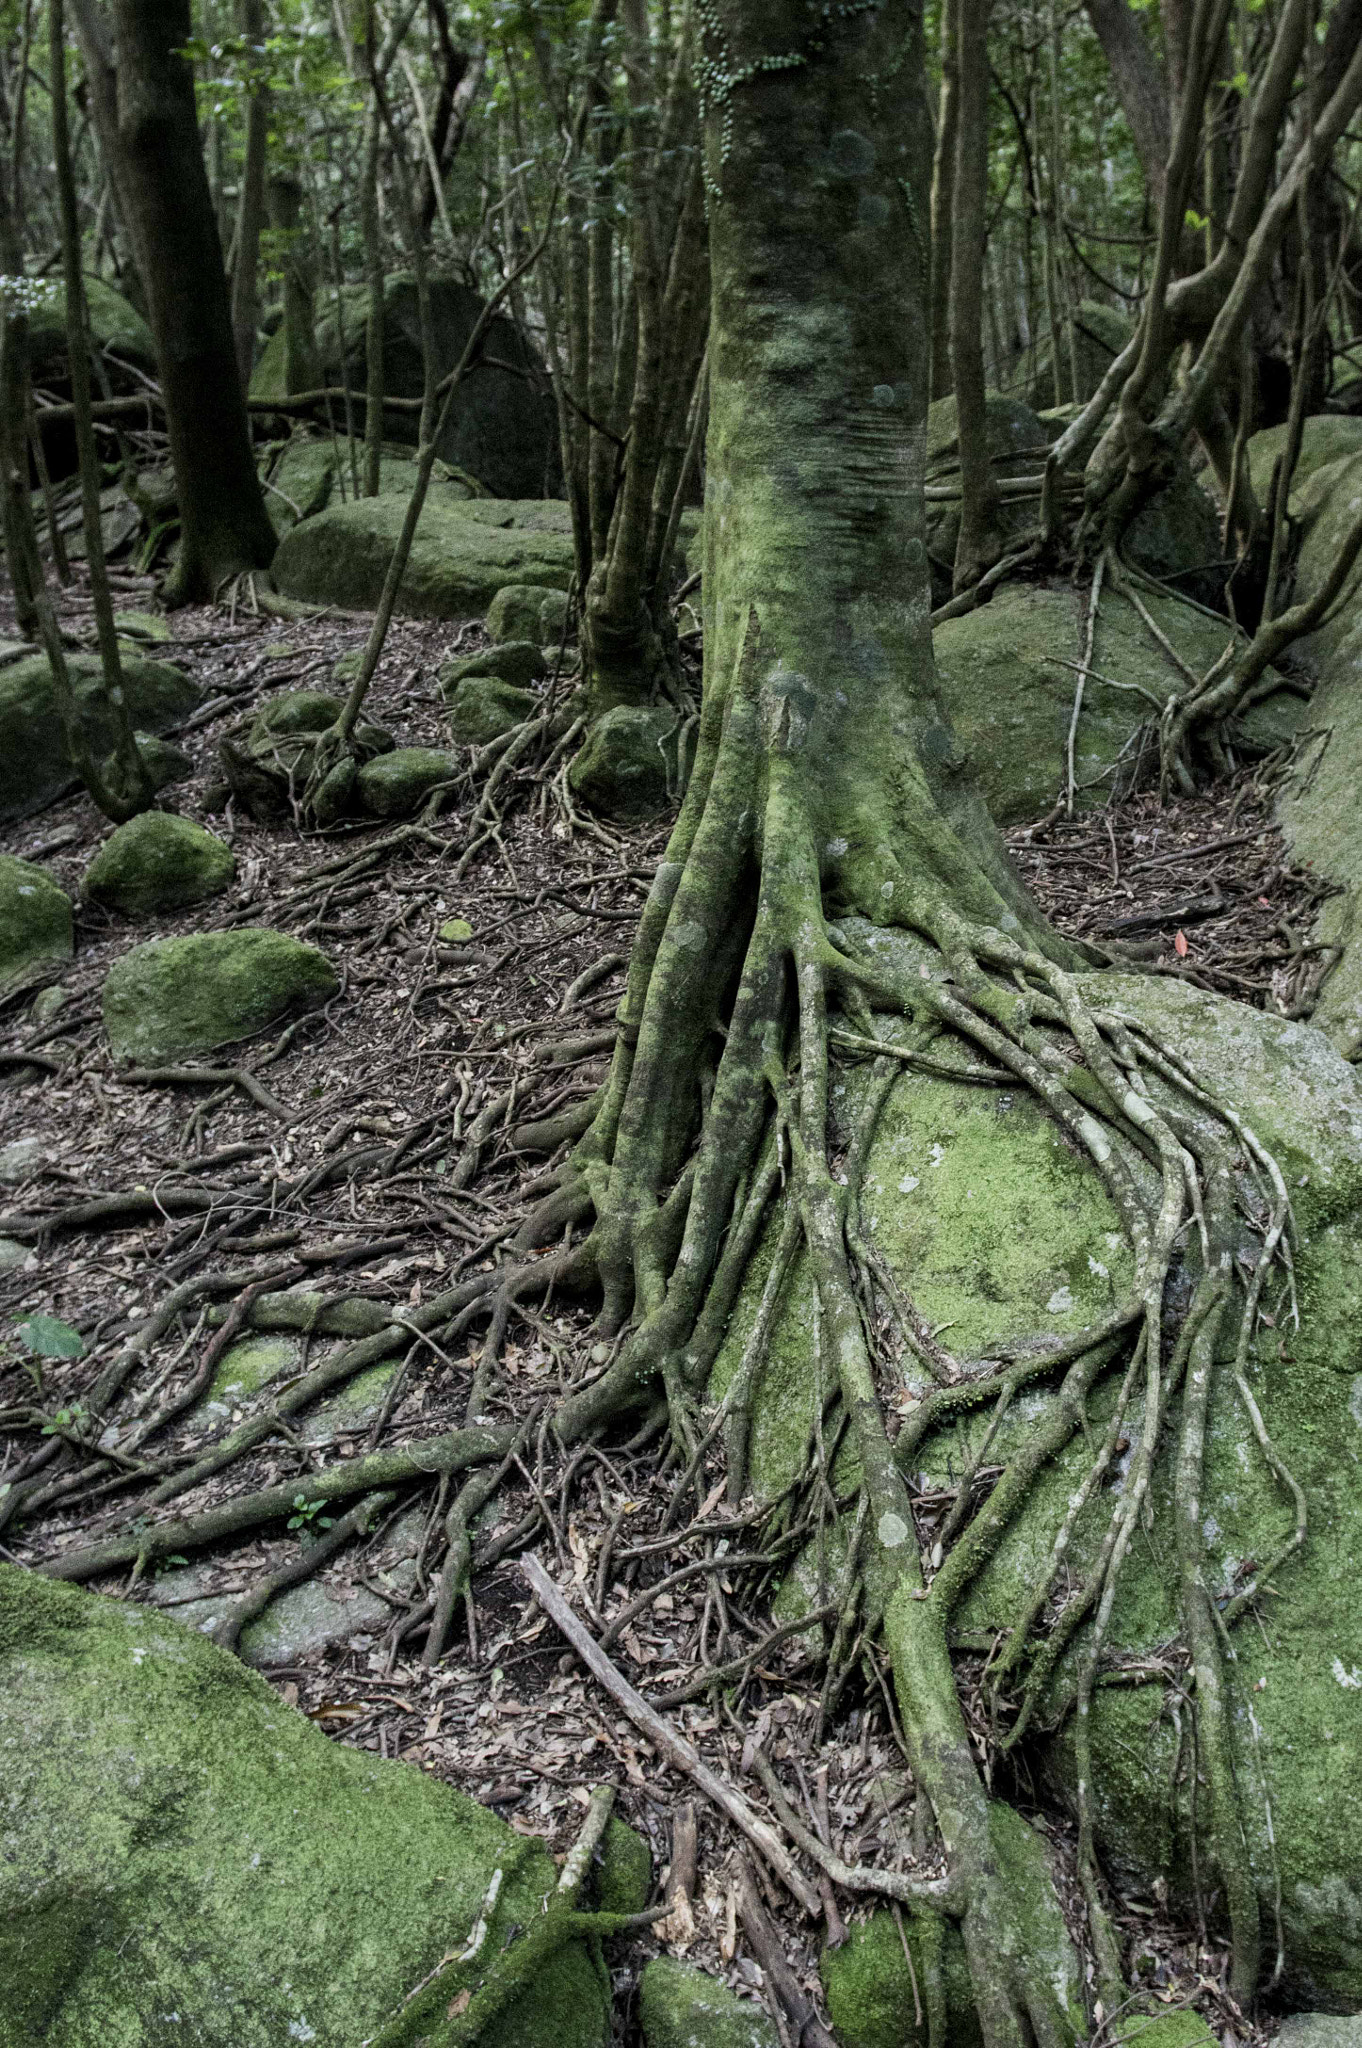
xmin=106 ymin=0 xmax=276 ymax=603
xmin=267 ymin=171 xmax=321 ymax=397
xmin=1082 ymin=0 xmax=1170 ymax=210
xmin=927 ymin=0 xmax=960 ymax=404
xmin=229 ymin=0 xmax=270 ymax=393
xmin=950 ymin=0 xmax=1001 ymax=592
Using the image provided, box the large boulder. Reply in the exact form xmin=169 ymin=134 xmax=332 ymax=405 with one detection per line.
xmin=355 ymin=746 xmax=460 ymax=817
xmin=102 ymin=930 xmax=339 ymax=1063
xmin=720 ymin=953 xmax=1362 ymax=2009
xmin=1247 ymin=416 xmax=1362 ymax=510
xmin=23 ymin=274 xmax=158 ymax=381
xmin=1272 ymin=451 xmax=1362 ymax=1059
xmin=251 ymin=272 xmax=559 ymax=498
xmin=0 ymin=857 xmax=72 ymax=990
xmin=272 ymin=496 xmax=575 ymax=621
xmin=930 ymin=579 xmax=1302 ymax=824
xmin=0 ymin=1563 xmax=612 ymax=2048
xmin=82 ymin=813 xmax=236 ymax=919
xmin=0 ymin=653 xmax=200 ymax=826
xmin=260 ymin=431 xmax=482 ymax=537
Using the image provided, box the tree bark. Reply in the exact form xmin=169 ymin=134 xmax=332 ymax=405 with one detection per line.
xmin=229 ymin=0 xmax=270 ymax=392
xmin=1082 ymin=0 xmax=1170 ymax=210
xmin=927 ymin=0 xmax=960 ymax=403
xmin=950 ymin=0 xmax=1001 ymax=591
xmin=105 ymin=0 xmax=276 ymax=603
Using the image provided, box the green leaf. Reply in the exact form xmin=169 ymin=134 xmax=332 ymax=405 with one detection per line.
xmin=16 ymin=1314 xmax=86 ymax=1360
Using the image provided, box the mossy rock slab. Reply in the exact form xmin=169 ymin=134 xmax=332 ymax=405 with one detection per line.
xmin=931 ymin=580 xmax=1303 ymax=824
xmin=724 ymin=955 xmax=1362 ymax=2006
xmin=1274 ymin=452 xmax=1362 ymax=1058
xmin=1247 ymin=417 xmax=1362 ymax=510
xmin=448 ymin=675 xmax=539 ymax=745
xmin=568 ymin=706 xmax=681 ymax=820
xmin=638 ymin=1957 xmax=779 ymax=2048
xmin=0 ymin=1562 xmax=611 ymax=2047
xmin=0 ymin=653 xmax=200 ymax=826
xmin=103 ymin=929 xmax=339 ymax=1063
xmin=926 ymin=391 xmax=1050 ymax=470
xmin=1277 ymin=2020 xmax=1362 ymax=2048
xmin=487 ymin=583 xmax=572 ymax=646
xmin=355 ymin=746 xmax=460 ymax=817
xmin=82 ymin=813 xmax=235 ymax=919
xmin=441 ymin=640 xmax=547 ymax=692
xmin=272 ymin=495 xmax=574 ymax=620
xmin=0 ymin=857 xmax=72 ymax=990
xmin=24 ymin=274 xmax=157 ymax=379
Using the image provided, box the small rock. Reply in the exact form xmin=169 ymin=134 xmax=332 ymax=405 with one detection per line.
xmin=29 ymin=984 xmax=69 ymax=1024
xmin=439 ymin=917 xmax=474 ymax=942
xmin=355 ymin=747 xmax=460 ymax=817
xmin=639 ymin=1958 xmax=780 ymax=2048
xmin=249 ymin=689 xmax=345 ymax=745
xmin=447 ymin=676 xmax=537 ymax=746
xmin=83 ymin=813 xmax=236 ymax=919
xmin=103 ymin=929 xmax=339 ymax=1063
xmin=439 ymin=639 xmax=546 ymax=693
xmin=97 ymin=731 xmax=193 ymax=809
xmin=112 ymin=610 xmax=172 ymax=645
xmin=0 ymin=1236 xmax=30 ymax=1272
xmin=568 ymin=706 xmax=680 ymax=820
xmin=0 ymin=856 xmax=73 ymax=990
xmin=1277 ymin=2022 xmax=1362 ymax=2048
xmin=331 ymin=647 xmax=367 ymax=686
xmin=0 ymin=1135 xmax=46 ymax=1184
xmin=486 ymin=583 xmax=570 ymax=646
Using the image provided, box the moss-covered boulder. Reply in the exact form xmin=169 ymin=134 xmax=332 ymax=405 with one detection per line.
xmin=272 ymin=496 xmax=574 ymax=621
xmin=1122 ymin=457 xmax=1225 ymax=610
xmin=355 ymin=746 xmax=459 ymax=817
xmin=568 ymin=706 xmax=681 ymax=820
xmin=0 ymin=1562 xmax=610 ymax=2048
xmin=0 ymin=857 xmax=72 ymax=990
xmin=441 ymin=640 xmax=548 ymax=693
xmin=930 ymin=580 xmax=1302 ymax=823
xmin=82 ymin=814 xmax=236 ymax=920
xmin=1272 ymin=452 xmax=1362 ymax=1059
xmin=260 ymin=432 xmax=480 ymax=537
xmin=924 ymin=394 xmax=1051 ymax=601
xmin=252 ymin=272 xmax=559 ymax=498
xmin=249 ymin=688 xmax=346 ymax=743
xmin=638 ymin=1958 xmax=779 ymax=2048
xmin=219 ymin=692 xmax=393 ymax=822
xmin=24 ymin=274 xmax=157 ymax=380
xmin=96 ymin=732 xmax=192 ymax=810
xmin=1247 ymin=416 xmax=1362 ymax=510
xmin=448 ymin=675 xmax=539 ymax=745
xmin=723 ymin=954 xmax=1362 ymax=2008
xmin=0 ymin=653 xmax=200 ymax=826
xmin=103 ymin=929 xmax=338 ymax=1063
xmin=1016 ymin=298 xmax=1133 ymax=412
xmin=487 ymin=583 xmax=572 ymax=646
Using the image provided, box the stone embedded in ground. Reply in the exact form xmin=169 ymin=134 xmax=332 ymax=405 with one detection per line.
xmin=0 ymin=1237 xmax=28 ymax=1272
xmin=486 ymin=582 xmax=572 ymax=646
xmin=722 ymin=949 xmax=1362 ymax=2006
xmin=111 ymin=610 xmax=171 ymax=645
xmin=1247 ymin=415 xmax=1362 ymax=509
xmin=331 ymin=646 xmax=366 ymax=686
xmin=82 ymin=813 xmax=236 ymax=920
xmin=96 ymin=730 xmax=193 ymax=809
xmin=0 ymin=653 xmax=200 ymax=826
xmin=0 ymin=1563 xmax=610 ymax=2047
xmin=223 ymin=693 xmax=392 ymax=823
xmin=0 ymin=1134 xmax=46 ymax=1183
xmin=447 ymin=675 xmax=538 ymax=746
xmin=567 ymin=706 xmax=681 ymax=820
xmin=440 ymin=640 xmax=547 ymax=693
xmin=0 ymin=856 xmax=72 ymax=990
xmin=930 ymin=578 xmax=1303 ymax=825
xmin=355 ymin=746 xmax=460 ymax=817
xmin=1275 ymin=450 xmax=1362 ymax=1059
xmin=272 ymin=495 xmax=575 ymax=621
xmin=639 ymin=1957 xmax=780 ymax=2048
xmin=102 ymin=929 xmax=339 ymax=1064
xmin=248 ymin=689 xmax=346 ymax=744
xmin=1276 ymin=2019 xmax=1362 ymax=2048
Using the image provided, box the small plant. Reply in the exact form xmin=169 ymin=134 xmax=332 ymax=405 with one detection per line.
xmin=40 ymin=1401 xmax=88 ymax=1437
xmin=287 ymin=1494 xmax=334 ymax=1533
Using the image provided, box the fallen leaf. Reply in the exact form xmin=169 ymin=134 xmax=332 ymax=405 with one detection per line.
xmin=447 ymin=1989 xmax=471 ymax=2018
xmin=1173 ymin=930 xmax=1189 ymax=957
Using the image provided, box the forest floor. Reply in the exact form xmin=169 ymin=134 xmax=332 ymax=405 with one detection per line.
xmin=0 ymin=563 xmax=1326 ymax=2045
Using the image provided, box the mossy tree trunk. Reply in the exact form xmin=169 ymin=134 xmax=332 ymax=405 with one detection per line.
xmin=106 ymin=0 xmax=277 ymax=603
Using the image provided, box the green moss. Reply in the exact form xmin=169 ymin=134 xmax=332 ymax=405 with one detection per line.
xmin=440 ymin=641 xmax=547 ymax=692
xmin=0 ymin=1564 xmax=608 ymax=2048
xmin=486 ymin=584 xmax=571 ymax=646
xmin=249 ymin=689 xmax=346 ymax=743
xmin=592 ymin=1817 xmax=652 ymax=1916
xmin=821 ymin=1910 xmax=980 ymax=2048
xmin=24 ymin=274 xmax=156 ymax=376
xmin=0 ymin=856 xmax=72 ymax=989
xmin=102 ymin=930 xmax=339 ymax=1064
xmin=82 ymin=814 xmax=236 ymax=919
xmin=355 ymin=747 xmax=460 ymax=817
xmin=272 ymin=497 xmax=574 ymax=622
xmin=568 ymin=707 xmax=681 ymax=821
xmin=0 ymin=653 xmax=200 ymax=827
xmin=638 ymin=1957 xmax=778 ymax=2048
xmin=448 ymin=676 xmax=538 ymax=745
xmin=1246 ymin=417 xmax=1362 ymax=509
xmin=208 ymin=1335 xmax=298 ymax=1405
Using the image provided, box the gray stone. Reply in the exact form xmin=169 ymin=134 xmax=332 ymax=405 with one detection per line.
xmin=96 ymin=732 xmax=193 ymax=809
xmin=0 ymin=1136 xmax=46 ymax=1184
xmin=354 ymin=746 xmax=460 ymax=817
xmin=639 ymin=1958 xmax=780 ymax=2048
xmin=82 ymin=813 xmax=236 ymax=919
xmin=486 ymin=582 xmax=572 ymax=646
xmin=272 ymin=496 xmax=574 ymax=621
xmin=0 ymin=1237 xmax=29 ymax=1273
xmin=1277 ymin=2020 xmax=1362 ymax=2048
xmin=0 ymin=857 xmax=72 ymax=989
xmin=447 ymin=675 xmax=538 ymax=746
xmin=567 ymin=706 xmax=685 ymax=820
xmin=0 ymin=653 xmax=200 ymax=826
xmin=102 ymin=929 xmax=339 ymax=1064
xmin=440 ymin=640 xmax=547 ymax=693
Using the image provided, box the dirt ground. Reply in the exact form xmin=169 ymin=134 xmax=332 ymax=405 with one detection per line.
xmin=1 ymin=561 xmax=1324 ymax=2044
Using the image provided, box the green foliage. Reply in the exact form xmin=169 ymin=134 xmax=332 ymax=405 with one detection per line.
xmin=286 ymin=1492 xmax=335 ymax=1531
xmin=14 ymin=1313 xmax=85 ymax=1362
